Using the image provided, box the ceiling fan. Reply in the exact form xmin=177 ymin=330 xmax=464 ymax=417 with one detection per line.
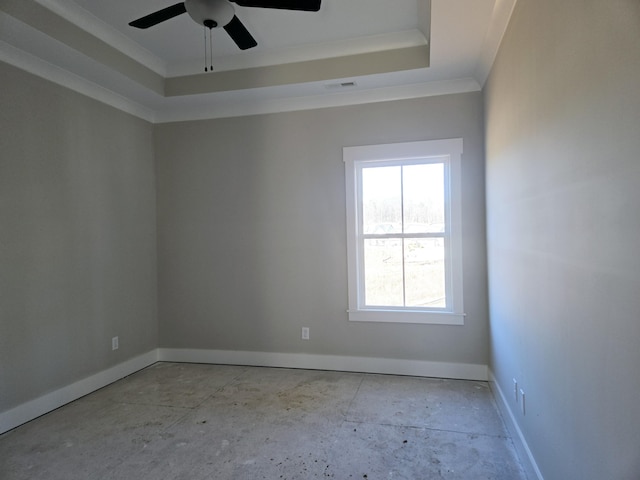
xmin=129 ymin=0 xmax=322 ymax=51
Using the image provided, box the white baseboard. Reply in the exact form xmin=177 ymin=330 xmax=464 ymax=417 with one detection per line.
xmin=0 ymin=349 xmax=487 ymax=436
xmin=158 ymin=348 xmax=488 ymax=381
xmin=0 ymin=350 xmax=158 ymax=435
xmin=489 ymin=370 xmax=544 ymax=480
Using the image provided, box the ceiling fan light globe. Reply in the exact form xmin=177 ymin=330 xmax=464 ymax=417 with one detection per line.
xmin=185 ymin=0 xmax=235 ymax=27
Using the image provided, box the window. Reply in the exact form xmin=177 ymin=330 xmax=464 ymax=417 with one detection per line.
xmin=344 ymin=139 xmax=464 ymax=325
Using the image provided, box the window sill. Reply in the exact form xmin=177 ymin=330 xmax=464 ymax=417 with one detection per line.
xmin=347 ymin=310 xmax=465 ymax=325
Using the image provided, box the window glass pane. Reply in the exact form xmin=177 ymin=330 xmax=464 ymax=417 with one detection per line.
xmin=362 ymin=166 xmax=402 ymax=234
xmin=404 ymin=238 xmax=446 ymax=308
xmin=402 ymin=163 xmax=445 ymax=234
xmin=363 ymin=238 xmax=403 ymax=306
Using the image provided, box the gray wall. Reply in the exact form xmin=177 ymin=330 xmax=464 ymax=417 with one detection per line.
xmin=0 ymin=62 xmax=158 ymax=412
xmin=155 ymin=92 xmax=489 ymax=366
xmin=484 ymin=1 xmax=640 ymax=478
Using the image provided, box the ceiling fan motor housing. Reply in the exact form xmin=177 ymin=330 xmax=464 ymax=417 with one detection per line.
xmin=185 ymin=0 xmax=235 ymax=28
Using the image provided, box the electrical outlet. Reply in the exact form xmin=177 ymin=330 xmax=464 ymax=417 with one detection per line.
xmin=301 ymin=327 xmax=309 ymax=340
xmin=513 ymin=378 xmax=518 ymax=402
xmin=112 ymin=336 xmax=119 ymax=351
xmin=520 ymin=389 xmax=526 ymax=415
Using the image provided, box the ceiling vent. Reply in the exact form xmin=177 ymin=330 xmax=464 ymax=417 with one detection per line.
xmin=325 ymin=81 xmax=358 ymax=90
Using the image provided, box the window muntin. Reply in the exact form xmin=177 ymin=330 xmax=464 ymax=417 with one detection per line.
xmin=344 ymin=139 xmax=464 ymax=325
xmin=360 ymin=160 xmax=447 ymax=309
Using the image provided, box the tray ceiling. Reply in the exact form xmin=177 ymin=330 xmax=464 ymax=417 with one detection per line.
xmin=0 ymin=0 xmax=516 ymax=122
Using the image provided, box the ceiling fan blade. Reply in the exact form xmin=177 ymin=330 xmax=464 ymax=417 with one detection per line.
xmin=230 ymin=0 xmax=321 ymax=12
xmin=129 ymin=3 xmax=187 ymax=29
xmin=223 ymin=15 xmax=258 ymax=50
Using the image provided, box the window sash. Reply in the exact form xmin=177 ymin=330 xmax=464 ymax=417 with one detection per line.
xmin=356 ymin=158 xmax=451 ymax=312
xmin=361 ymin=232 xmax=445 ymax=240
xmin=344 ymin=139 xmax=465 ymax=325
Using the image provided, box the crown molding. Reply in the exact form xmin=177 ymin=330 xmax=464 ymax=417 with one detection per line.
xmin=33 ymin=0 xmax=167 ymax=75
xmin=155 ymin=77 xmax=481 ymax=123
xmin=2 ymin=36 xmax=478 ymax=123
xmin=2 ymin=0 xmax=164 ymax=93
xmin=0 ymin=40 xmax=156 ymax=122
xmin=1 ymin=0 xmax=500 ymax=123
xmin=474 ymin=0 xmax=518 ymax=86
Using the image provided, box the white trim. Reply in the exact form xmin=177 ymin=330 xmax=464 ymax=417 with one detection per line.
xmin=0 ymin=35 xmax=479 ymax=123
xmin=153 ymin=77 xmax=481 ymax=123
xmin=0 ymin=40 xmax=156 ymax=123
xmin=344 ymin=138 xmax=463 ymax=163
xmin=1 ymin=0 xmax=492 ymax=123
xmin=343 ymin=138 xmax=464 ymax=325
xmin=489 ymin=370 xmax=544 ymax=480
xmin=158 ymin=348 xmax=487 ymax=381
xmin=0 ymin=350 xmax=158 ymax=435
xmin=0 ymin=348 xmax=487 ymax=435
xmin=474 ymin=0 xmax=518 ymax=86
xmin=346 ymin=310 xmax=465 ymax=325
xmin=33 ymin=0 xmax=167 ymax=76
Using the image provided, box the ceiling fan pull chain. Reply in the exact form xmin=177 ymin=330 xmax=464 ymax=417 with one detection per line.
xmin=209 ymin=26 xmax=214 ymax=71
xmin=203 ymin=25 xmax=208 ymax=72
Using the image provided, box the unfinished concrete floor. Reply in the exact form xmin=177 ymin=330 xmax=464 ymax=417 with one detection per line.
xmin=0 ymin=363 xmax=528 ymax=479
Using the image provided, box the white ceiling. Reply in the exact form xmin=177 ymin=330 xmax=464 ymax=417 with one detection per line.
xmin=79 ymin=0 xmax=424 ymax=72
xmin=0 ymin=0 xmax=516 ymax=122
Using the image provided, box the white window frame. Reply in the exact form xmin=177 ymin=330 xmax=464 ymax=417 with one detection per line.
xmin=344 ymin=138 xmax=465 ymax=325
